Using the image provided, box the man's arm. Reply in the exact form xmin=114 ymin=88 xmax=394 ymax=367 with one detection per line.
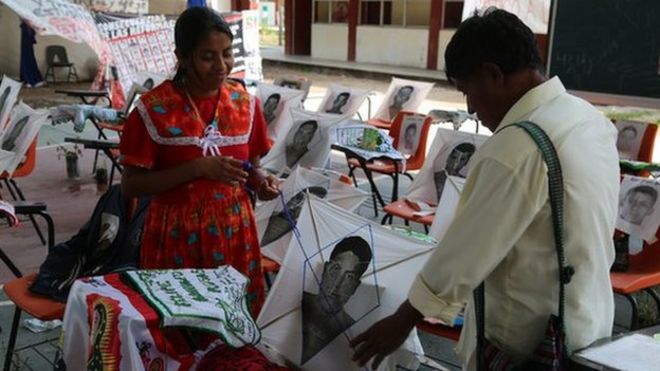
xmin=352 ymin=153 xmax=547 ymax=368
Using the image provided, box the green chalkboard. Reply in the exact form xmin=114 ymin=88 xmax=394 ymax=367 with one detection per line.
xmin=548 ymin=0 xmax=660 ymax=99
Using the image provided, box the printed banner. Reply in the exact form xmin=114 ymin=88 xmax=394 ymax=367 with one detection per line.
xmin=0 ymin=0 xmax=111 ymax=66
xmin=96 ymin=14 xmax=177 ymax=101
xmin=461 ymin=0 xmax=551 ymax=34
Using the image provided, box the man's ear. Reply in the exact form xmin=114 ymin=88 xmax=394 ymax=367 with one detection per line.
xmin=480 ymin=62 xmax=505 ymax=86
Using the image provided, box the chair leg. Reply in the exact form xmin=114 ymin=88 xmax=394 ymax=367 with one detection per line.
xmin=3 ymin=307 xmax=22 ymax=371
xmin=380 ymin=214 xmax=392 ymax=225
xmin=8 ymin=179 xmax=47 ymax=246
xmin=424 ymin=225 xmax=429 ymax=234
xmin=623 ymin=294 xmax=640 ymax=330
xmin=403 ymin=172 xmax=414 ymax=182
xmin=0 ymin=248 xmax=23 ymax=278
xmin=348 ymin=166 xmax=359 ymax=188
xmin=364 ymin=170 xmax=385 ymax=217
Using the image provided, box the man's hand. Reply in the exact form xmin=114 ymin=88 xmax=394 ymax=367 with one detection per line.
xmin=350 ymin=300 xmax=423 ymax=369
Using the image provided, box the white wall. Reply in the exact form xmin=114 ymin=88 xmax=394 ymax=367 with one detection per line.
xmin=0 ymin=4 xmax=99 ymax=81
xmin=356 ymin=26 xmax=428 ymax=68
xmin=210 ymin=0 xmax=232 ymax=13
xmin=436 ymin=29 xmax=456 ymax=72
xmin=311 ymin=24 xmax=348 ymax=61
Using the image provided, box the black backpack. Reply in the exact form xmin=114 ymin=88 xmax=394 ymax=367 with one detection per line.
xmin=30 ymin=185 xmax=150 ymax=302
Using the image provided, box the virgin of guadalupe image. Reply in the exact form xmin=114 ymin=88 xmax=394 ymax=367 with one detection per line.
xmin=87 ymin=303 xmax=109 ymax=371
xmin=325 ymin=92 xmax=350 ymax=114
xmin=388 ymin=85 xmax=414 ymax=120
xmin=285 ymin=120 xmax=318 ymax=168
xmin=1 ymin=116 xmax=30 ymax=152
xmin=301 ymin=236 xmax=373 ymax=363
xmin=261 ymin=186 xmax=328 ymax=246
xmin=433 ymin=142 xmax=476 ymax=202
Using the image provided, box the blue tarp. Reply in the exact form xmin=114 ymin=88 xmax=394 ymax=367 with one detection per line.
xmin=187 ymin=0 xmax=207 ymax=8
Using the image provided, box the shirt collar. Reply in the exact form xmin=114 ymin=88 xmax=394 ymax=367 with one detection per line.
xmin=495 ymin=76 xmax=566 ymax=133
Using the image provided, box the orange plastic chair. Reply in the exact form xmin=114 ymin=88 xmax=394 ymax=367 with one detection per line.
xmin=2 ymin=273 xmax=66 ymax=371
xmin=610 ymin=228 xmax=660 ymax=329
xmin=262 ymin=257 xmax=281 ymax=288
xmin=367 ymin=117 xmax=394 ymax=131
xmin=346 ymin=112 xmax=432 ymax=216
xmin=416 ymin=321 xmax=461 ymax=342
xmin=0 ymin=139 xmax=48 ymax=245
xmin=381 ymin=199 xmax=435 ymax=232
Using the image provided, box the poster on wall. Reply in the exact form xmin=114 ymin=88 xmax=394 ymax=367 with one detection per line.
xmin=96 ymin=15 xmax=177 ymax=104
xmin=461 ymin=0 xmax=551 ymax=34
xmin=224 ymin=11 xmax=263 ymax=82
xmin=257 ymin=197 xmax=433 ymax=370
xmin=72 ymin=0 xmax=148 ymax=14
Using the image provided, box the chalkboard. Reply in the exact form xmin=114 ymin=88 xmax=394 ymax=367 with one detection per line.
xmin=548 ymin=0 xmax=660 ymax=100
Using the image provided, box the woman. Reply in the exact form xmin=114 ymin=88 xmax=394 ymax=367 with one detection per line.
xmin=119 ymin=7 xmax=278 ymax=316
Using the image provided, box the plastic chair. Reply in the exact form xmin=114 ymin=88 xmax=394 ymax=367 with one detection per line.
xmin=1 ymin=139 xmax=48 ymax=245
xmin=610 ymin=228 xmax=660 ymax=330
xmin=44 ymin=45 xmax=78 ymax=84
xmin=346 ymin=112 xmax=432 ymax=216
xmin=2 ymin=202 xmax=58 ymax=371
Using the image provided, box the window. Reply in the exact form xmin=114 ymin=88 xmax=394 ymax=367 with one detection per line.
xmin=313 ymin=0 xmax=350 ymax=24
xmin=443 ymin=0 xmax=464 ymax=29
xmin=359 ymin=0 xmax=430 ymax=27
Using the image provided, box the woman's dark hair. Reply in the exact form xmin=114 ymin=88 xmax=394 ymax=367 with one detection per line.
xmin=444 ymin=8 xmax=542 ymax=83
xmin=173 ymin=7 xmax=234 ymax=81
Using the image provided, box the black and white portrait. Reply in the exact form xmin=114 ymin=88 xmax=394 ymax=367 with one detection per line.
xmin=433 ymin=142 xmax=476 ymax=202
xmin=256 ymin=83 xmax=305 ymax=142
xmin=0 ymin=76 xmax=22 ymax=135
xmin=0 ymin=87 xmax=11 ymax=127
xmin=1 ymin=116 xmax=29 ymax=152
xmin=372 ymin=78 xmax=434 ymax=122
xmin=388 ymin=85 xmax=414 ymax=120
xmin=261 ymin=186 xmax=328 ymax=246
xmin=263 ymin=93 xmax=282 ymax=125
xmin=616 ymin=176 xmax=660 ymax=242
xmin=286 ymin=120 xmax=319 ymax=169
xmin=325 ymin=92 xmax=350 ymax=114
xmin=301 ymin=236 xmax=373 ymax=364
xmin=616 ymin=122 xmax=646 ymax=160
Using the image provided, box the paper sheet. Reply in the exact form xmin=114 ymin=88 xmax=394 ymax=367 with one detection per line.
xmin=576 ymin=334 xmax=660 ymax=371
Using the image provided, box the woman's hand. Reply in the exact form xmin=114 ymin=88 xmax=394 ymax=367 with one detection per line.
xmin=193 ymin=156 xmax=248 ymax=184
xmin=257 ymin=174 xmax=280 ymax=201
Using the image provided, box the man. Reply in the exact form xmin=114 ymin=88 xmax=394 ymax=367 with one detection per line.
xmin=402 ymin=123 xmax=417 ymax=154
xmin=302 ymin=236 xmax=373 ymax=364
xmin=285 ymin=120 xmax=318 ymax=168
xmin=616 ymin=125 xmax=639 ymax=160
xmin=351 ymin=9 xmax=619 ymax=370
xmin=619 ymin=185 xmax=658 ymax=226
xmin=433 ymin=142 xmax=476 ymax=202
xmin=260 ymin=186 xmax=328 ymax=246
xmin=326 ymin=92 xmax=350 ymax=114
xmin=262 ymin=93 xmax=281 ymax=125
xmin=388 ymin=85 xmax=414 ymax=119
